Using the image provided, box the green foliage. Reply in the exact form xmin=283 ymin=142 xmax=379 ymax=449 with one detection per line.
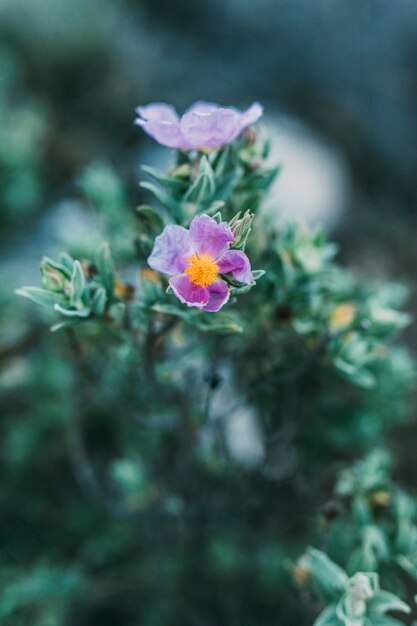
xmin=139 ymin=132 xmax=279 ymax=225
xmin=16 ymin=244 xmax=127 ymax=330
xmin=260 ymin=221 xmax=411 ymax=389
xmin=0 ymin=47 xmax=48 ymax=229
xmin=305 ymin=553 xmax=410 ymax=626
xmin=0 ymin=565 xmax=85 ymax=626
xmin=319 ymin=451 xmax=417 ymax=587
xmin=7 ymin=117 xmax=417 ymax=626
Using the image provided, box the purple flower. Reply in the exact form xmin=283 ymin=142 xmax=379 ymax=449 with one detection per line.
xmin=148 ymin=215 xmax=253 ymax=312
xmin=134 ymin=101 xmax=263 ymax=151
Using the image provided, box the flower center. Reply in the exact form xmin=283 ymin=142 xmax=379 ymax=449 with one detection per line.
xmin=184 ymin=253 xmax=219 ymax=288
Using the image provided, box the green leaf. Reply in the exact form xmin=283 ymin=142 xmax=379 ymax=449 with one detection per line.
xmin=50 ymin=320 xmax=79 ymax=332
xmin=193 ymin=313 xmax=243 ymax=334
xmin=307 ymin=548 xmax=348 ymax=601
xmin=96 ymin=242 xmax=115 ymax=299
xmin=54 ymin=304 xmax=91 ymax=318
xmin=367 ymin=305 xmax=411 ymax=337
xmin=229 ymin=283 xmax=253 ymax=296
xmin=141 ymin=164 xmax=188 ymax=192
xmin=396 ymin=555 xmax=417 ymax=580
xmin=212 ymin=171 xmax=240 ymax=203
xmin=140 ymin=181 xmax=182 ymax=219
xmin=333 ymin=359 xmax=376 ymax=389
xmin=313 ymin=604 xmax=340 ymax=626
xmin=252 ymin=270 xmax=266 ymax=281
xmin=91 ymin=287 xmax=107 ymax=315
xmin=360 ymin=525 xmax=389 ymax=569
xmin=212 ymin=144 xmax=235 ymax=175
xmin=367 ymin=617 xmax=407 ymax=626
xmin=135 ymin=204 xmax=166 ymax=232
xmin=57 ymin=251 xmax=75 ymax=272
xmin=368 ymin=591 xmax=410 ymax=617
xmin=69 ymin=261 xmax=87 ymax=308
xmin=152 ymin=303 xmax=243 ymax=334
xmin=16 ymin=287 xmax=68 ymax=310
xmin=183 ymin=156 xmax=215 ymax=203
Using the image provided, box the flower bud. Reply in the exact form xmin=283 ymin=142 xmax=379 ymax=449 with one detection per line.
xmin=329 ymin=304 xmax=356 ymax=331
xmin=229 ymin=210 xmax=254 ymax=250
xmin=370 ymin=490 xmax=391 ymax=507
xmin=293 ymin=554 xmax=311 ymax=585
xmin=40 ymin=258 xmax=70 ymax=293
xmin=345 ymin=573 xmax=374 ymax=618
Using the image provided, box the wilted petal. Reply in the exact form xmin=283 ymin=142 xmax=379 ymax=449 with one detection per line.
xmin=169 ymin=273 xmax=210 ymax=308
xmin=148 ymin=225 xmax=193 ymax=276
xmin=180 ymin=108 xmax=241 ymax=149
xmin=204 ymin=279 xmax=230 ymax=312
xmin=189 ymin=215 xmax=234 ymax=259
xmin=217 ymin=250 xmax=253 ymax=284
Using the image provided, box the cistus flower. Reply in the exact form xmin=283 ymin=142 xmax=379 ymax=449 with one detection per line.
xmin=134 ymin=101 xmax=263 ymax=151
xmin=148 ymin=215 xmax=253 ymax=312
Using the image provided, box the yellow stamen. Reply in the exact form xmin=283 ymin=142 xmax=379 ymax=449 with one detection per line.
xmin=184 ymin=253 xmax=219 ymax=288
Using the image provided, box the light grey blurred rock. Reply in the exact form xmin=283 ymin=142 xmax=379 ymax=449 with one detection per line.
xmin=263 ymin=114 xmax=350 ymax=230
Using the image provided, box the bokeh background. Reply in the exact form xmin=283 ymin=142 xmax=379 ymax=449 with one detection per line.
xmin=3 ymin=0 xmax=417 ymax=286
xmin=1 ymin=1 xmax=417 ymax=625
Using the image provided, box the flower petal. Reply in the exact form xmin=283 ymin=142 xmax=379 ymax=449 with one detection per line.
xmin=135 ymin=120 xmax=184 ymax=149
xmin=237 ymin=102 xmax=264 ymax=132
xmin=135 ymin=103 xmax=179 ymax=123
xmin=169 ymin=274 xmax=210 ymax=308
xmin=189 ymin=215 xmax=234 ymax=259
xmin=135 ymin=101 xmax=264 ymax=150
xmin=217 ymin=250 xmax=253 ymax=284
xmin=148 ymin=225 xmax=193 ymax=276
xmin=204 ymin=279 xmax=230 ymax=312
xmin=134 ymin=103 xmax=188 ymax=149
xmin=180 ymin=107 xmax=241 ymax=149
xmin=186 ymin=101 xmax=221 ymax=115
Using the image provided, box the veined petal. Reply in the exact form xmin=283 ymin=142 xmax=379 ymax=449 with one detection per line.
xmin=189 ymin=215 xmax=234 ymax=259
xmin=148 ymin=225 xmax=193 ymax=276
xmin=217 ymin=249 xmax=253 ymax=284
xmin=135 ymin=101 xmax=264 ymax=150
xmin=169 ymin=274 xmax=210 ymax=308
xmin=204 ymin=279 xmax=230 ymax=312
xmin=180 ymin=107 xmax=241 ymax=149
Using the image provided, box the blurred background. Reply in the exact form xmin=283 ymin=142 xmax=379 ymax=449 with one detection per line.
xmin=3 ymin=0 xmax=417 ymax=278
xmin=1 ymin=1 xmax=417 ymax=625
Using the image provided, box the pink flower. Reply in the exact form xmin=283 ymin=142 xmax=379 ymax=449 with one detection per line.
xmin=148 ymin=215 xmax=253 ymax=312
xmin=134 ymin=101 xmax=263 ymax=151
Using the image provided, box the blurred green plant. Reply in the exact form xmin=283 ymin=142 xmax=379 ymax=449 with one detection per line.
xmin=303 ymin=549 xmax=410 ymax=626
xmin=5 ymin=111 xmax=416 ymax=626
xmin=0 ymin=47 xmax=48 ymax=228
xmin=296 ymin=451 xmax=417 ymax=625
